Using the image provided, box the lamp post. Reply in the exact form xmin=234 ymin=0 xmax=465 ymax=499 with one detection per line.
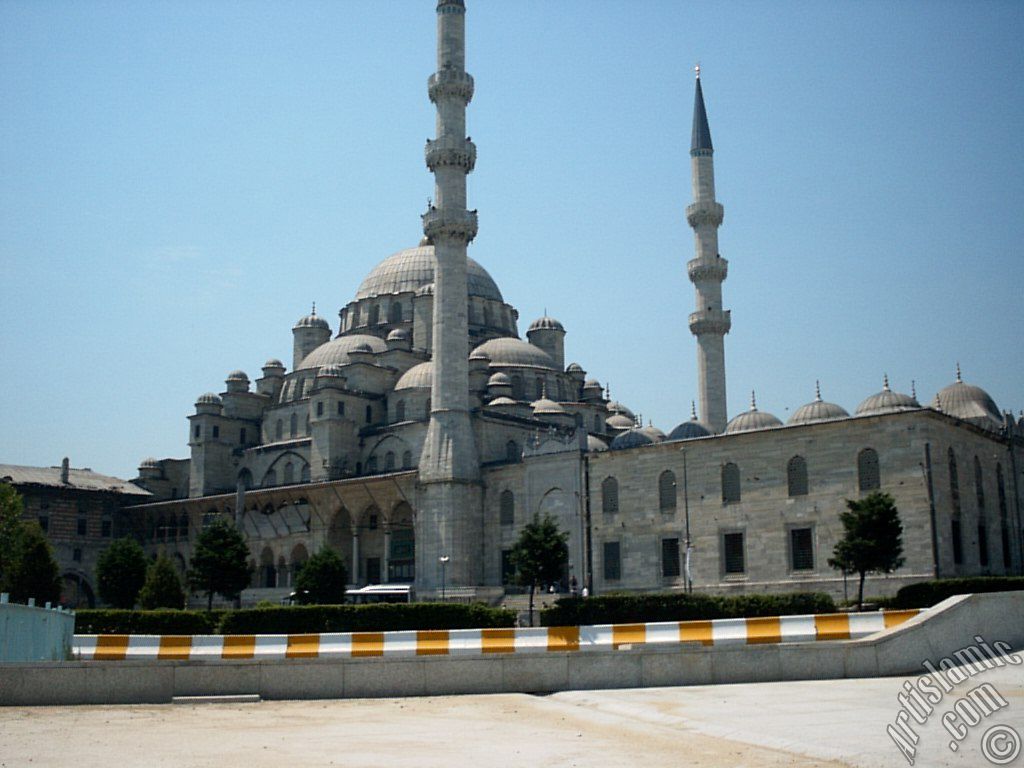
xmin=681 ymin=448 xmax=693 ymax=593
xmin=439 ymin=555 xmax=449 ymax=602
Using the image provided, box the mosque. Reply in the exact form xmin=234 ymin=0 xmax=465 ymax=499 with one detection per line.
xmin=130 ymin=1 xmax=1023 ymax=604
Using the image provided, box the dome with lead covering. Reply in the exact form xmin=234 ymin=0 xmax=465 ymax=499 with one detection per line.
xmin=226 ymin=370 xmax=248 ymax=382
xmin=297 ymin=334 xmax=388 ymax=370
xmin=527 ymin=315 xmax=564 ymax=332
xmin=606 ymin=400 xmax=635 ymax=419
xmin=606 ymin=413 xmax=634 ymax=430
xmin=487 ymin=396 xmax=518 ymax=407
xmin=294 ymin=310 xmax=330 ymax=330
xmin=531 ymin=397 xmax=566 ymax=416
xmin=789 ymin=383 xmax=850 ymax=425
xmin=487 ymin=372 xmax=512 ymax=387
xmin=640 ymin=424 xmax=667 ymax=442
xmin=668 ymin=419 xmax=711 ymax=440
xmin=610 ymin=427 xmax=655 ymax=451
xmin=587 ymin=435 xmax=609 ymax=452
xmin=856 ymin=375 xmax=920 ymax=416
xmin=935 ymin=366 xmax=1001 ymax=430
xmin=263 ymin=358 xmax=285 ymax=371
xmin=470 ymin=337 xmax=555 ymax=369
xmin=355 ymin=245 xmax=503 ymax=301
xmin=394 ymin=361 xmax=433 ymax=390
xmin=725 ymin=392 xmax=783 ymax=434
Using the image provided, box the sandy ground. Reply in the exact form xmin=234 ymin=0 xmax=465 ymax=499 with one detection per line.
xmin=1 ymin=664 xmax=1021 ymax=768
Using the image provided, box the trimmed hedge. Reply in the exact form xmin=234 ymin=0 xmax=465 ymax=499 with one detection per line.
xmin=75 ymin=609 xmax=225 ymax=635
xmin=540 ymin=591 xmax=836 ymax=627
xmin=219 ymin=602 xmax=517 ymax=635
xmin=893 ymin=577 xmax=1024 ymax=609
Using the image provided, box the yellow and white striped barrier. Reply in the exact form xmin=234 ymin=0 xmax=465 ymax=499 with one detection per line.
xmin=72 ymin=609 xmax=920 ymax=661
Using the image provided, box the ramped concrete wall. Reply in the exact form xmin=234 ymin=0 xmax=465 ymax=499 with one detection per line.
xmin=0 ymin=600 xmax=74 ymax=662
xmin=0 ymin=591 xmax=1020 ymax=706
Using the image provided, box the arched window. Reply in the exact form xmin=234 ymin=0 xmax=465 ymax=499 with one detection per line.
xmin=367 ymin=456 xmax=378 ymax=473
xmin=402 ymin=450 xmax=412 ymax=469
xmin=594 ymin=414 xmax=602 ymax=432
xmin=300 ymin=463 xmax=310 ymax=482
xmin=263 ymin=469 xmax=277 ymax=487
xmin=950 ymin=447 xmax=963 ymax=565
xmin=275 ymin=419 xmax=283 ymax=441
xmin=238 ymin=468 xmax=253 ymax=490
xmin=974 ymin=456 xmax=985 ymax=511
xmin=389 ymin=301 xmax=403 ymax=324
xmin=658 ymin=470 xmax=677 ymax=511
xmin=179 ymin=513 xmax=189 ymax=541
xmin=385 ymin=451 xmax=395 ymax=471
xmin=602 ymin=477 xmax=619 ymax=515
xmin=787 ymin=456 xmax=808 ymax=497
xmin=499 ymin=490 xmax=514 ymax=525
xmin=997 ymin=463 xmax=1011 ymax=568
xmin=365 ymin=404 xmax=373 ymax=424
xmin=289 ymin=413 xmax=298 ymax=438
xmin=468 ymin=302 xmax=477 ymax=324
xmin=368 ymin=303 xmax=379 ymax=326
xmin=396 ymin=400 xmax=406 ymax=422
xmin=857 ymin=448 xmax=880 ymax=491
xmin=483 ymin=304 xmax=492 ymax=327
xmin=505 ymin=440 xmax=520 ymax=463
xmin=305 ymin=414 xmax=311 ymax=436
xmin=510 ymin=375 xmax=524 ymax=400
xmin=535 ymin=378 xmax=544 ymax=400
xmin=721 ymin=462 xmax=740 ymax=503
xmin=284 ymin=462 xmax=295 ymax=485
xmin=294 ymin=378 xmax=305 ymax=399
xmin=556 ymin=379 xmax=565 ymax=401
xmin=351 ymin=305 xmax=360 ymax=327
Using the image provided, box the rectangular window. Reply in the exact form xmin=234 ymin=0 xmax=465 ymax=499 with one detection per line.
xmin=952 ymin=519 xmax=963 ymax=565
xmin=661 ymin=538 xmax=681 ymax=578
xmin=194 ymin=424 xmax=201 ymax=438
xmin=212 ymin=425 xmax=220 ymax=438
xmin=501 ymin=549 xmax=515 ymax=585
xmin=337 ymin=401 xmax=345 ymax=416
xmin=38 ymin=516 xmax=49 ymax=533
xmin=77 ymin=517 xmax=87 ymax=536
xmin=790 ymin=527 xmax=814 ymax=570
xmin=723 ymin=532 xmax=745 ymax=574
xmin=603 ymin=541 xmax=621 ymax=581
xmin=240 ymin=428 xmax=247 ymax=444
xmin=316 ymin=401 xmax=324 ymax=417
xmin=72 ymin=548 xmax=82 ymax=563
xmin=978 ymin=524 xmax=989 ymax=567
xmin=101 ymin=518 xmax=112 ymax=538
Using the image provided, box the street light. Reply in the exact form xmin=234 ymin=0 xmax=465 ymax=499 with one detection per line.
xmin=681 ymin=448 xmax=693 ymax=593
xmin=439 ymin=555 xmax=450 ymax=601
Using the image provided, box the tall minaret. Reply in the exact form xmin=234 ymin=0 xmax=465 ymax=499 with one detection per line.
xmin=686 ymin=67 xmax=730 ymax=433
xmin=416 ymin=0 xmax=483 ymax=594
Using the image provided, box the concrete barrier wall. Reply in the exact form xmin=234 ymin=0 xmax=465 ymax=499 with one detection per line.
xmin=71 ymin=609 xmax=921 ymax=661
xmin=1 ymin=592 xmax=1021 ymax=706
xmin=0 ymin=601 xmax=74 ymax=662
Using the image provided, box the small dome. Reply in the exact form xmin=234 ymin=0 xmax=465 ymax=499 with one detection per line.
xmin=226 ymin=369 xmax=249 ymax=382
xmin=356 ymin=245 xmax=503 ymax=302
xmin=640 ymin=424 xmax=667 ymax=442
xmin=725 ymin=392 xmax=783 ymax=434
xmin=317 ymin=363 xmax=346 ymax=378
xmin=298 ymin=334 xmax=388 ymax=370
xmin=527 ymin=315 xmax=564 ymax=333
xmin=610 ymin=427 xmax=655 ymax=451
xmin=582 ymin=379 xmax=602 ymax=390
xmin=415 ymin=282 xmax=434 ymax=297
xmin=532 ymin=397 xmax=566 ymax=416
xmin=195 ymin=392 xmax=222 ymax=406
xmin=387 ymin=328 xmax=410 ymax=342
xmin=487 ymin=372 xmax=512 ymax=387
xmin=606 ymin=413 xmax=635 ymax=430
xmin=294 ymin=308 xmax=330 ymax=330
xmin=263 ymin=358 xmax=285 ymax=371
xmin=139 ymin=457 xmax=160 ymax=469
xmin=470 ymin=337 xmax=555 ymax=369
xmin=667 ymin=420 xmax=712 ymax=440
xmin=788 ymin=382 xmax=850 ymax=425
xmin=487 ymin=396 xmax=518 ymax=406
xmin=856 ymin=375 xmax=920 ymax=416
xmin=353 ymin=343 xmax=374 ymax=353
xmin=587 ymin=435 xmax=609 ymax=452
xmin=566 ymin=362 xmax=584 ymax=374
xmin=935 ymin=367 xmax=1001 ymax=429
xmin=394 ymin=361 xmax=433 ymax=390
xmin=606 ymin=400 xmax=635 ymax=420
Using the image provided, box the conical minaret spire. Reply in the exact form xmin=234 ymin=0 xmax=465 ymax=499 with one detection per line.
xmin=686 ymin=67 xmax=730 ymax=433
xmin=416 ymin=0 xmax=483 ymax=595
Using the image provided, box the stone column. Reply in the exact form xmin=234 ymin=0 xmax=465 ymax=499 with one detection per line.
xmin=383 ymin=527 xmax=392 ymax=584
xmin=351 ymin=527 xmax=360 ymax=586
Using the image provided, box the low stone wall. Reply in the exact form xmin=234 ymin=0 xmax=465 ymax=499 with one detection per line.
xmin=1 ymin=592 xmax=1020 ymax=706
xmin=0 ymin=599 xmax=74 ymax=663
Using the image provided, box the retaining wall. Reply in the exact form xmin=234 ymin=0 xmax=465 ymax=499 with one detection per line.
xmin=1 ymin=592 xmax=1020 ymax=705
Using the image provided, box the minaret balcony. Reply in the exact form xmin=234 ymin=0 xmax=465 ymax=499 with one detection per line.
xmin=689 ymin=308 xmax=731 ymax=336
xmin=422 ymin=207 xmax=479 ymax=243
xmin=687 ymin=255 xmax=729 ymax=283
xmin=686 ymin=200 xmax=724 ymax=228
xmin=425 ymin=136 xmax=477 ymax=172
xmin=428 ymin=69 xmax=475 ymax=105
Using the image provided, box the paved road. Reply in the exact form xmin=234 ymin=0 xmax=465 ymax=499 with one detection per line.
xmin=1 ymin=662 xmax=1021 ymax=767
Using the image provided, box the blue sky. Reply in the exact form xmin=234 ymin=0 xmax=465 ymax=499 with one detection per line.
xmin=2 ymin=0 xmax=1022 ymax=479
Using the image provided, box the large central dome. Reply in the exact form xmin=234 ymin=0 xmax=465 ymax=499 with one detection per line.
xmin=355 ymin=245 xmax=503 ymax=302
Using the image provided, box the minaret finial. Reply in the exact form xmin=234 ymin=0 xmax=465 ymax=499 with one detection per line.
xmin=955 ymin=362 xmax=962 ymax=383
xmin=691 ymin=400 xmax=698 ymax=420
xmin=815 ymin=380 xmax=822 ymax=401
xmin=311 ymin=301 xmax=316 ymax=316
xmin=750 ymin=390 xmax=757 ymax=411
xmin=911 ymin=379 xmax=917 ymax=399
xmin=695 ymin=62 xmax=701 ymax=80
xmin=883 ymin=373 xmax=890 ymax=391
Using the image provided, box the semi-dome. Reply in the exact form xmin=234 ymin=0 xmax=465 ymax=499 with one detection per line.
xmin=531 ymin=397 xmax=566 ymax=416
xmin=355 ymin=245 xmax=503 ymax=302
xmin=935 ymin=366 xmax=1001 ymax=430
xmin=855 ymin=375 xmax=920 ymax=416
xmin=725 ymin=393 xmax=783 ymax=434
xmin=788 ymin=382 xmax=850 ymax=425
xmin=394 ymin=361 xmax=433 ymax=390
xmin=587 ymin=435 xmax=609 ymax=452
xmin=606 ymin=413 xmax=635 ymax=430
xmin=195 ymin=392 xmax=222 ymax=406
xmin=470 ymin=337 xmax=555 ymax=369
xmin=297 ymin=334 xmax=388 ymax=371
xmin=527 ymin=315 xmax=564 ymax=332
xmin=610 ymin=427 xmax=655 ymax=451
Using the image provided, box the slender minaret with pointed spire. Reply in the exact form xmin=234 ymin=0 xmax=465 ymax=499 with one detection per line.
xmin=416 ymin=0 xmax=483 ymax=595
xmin=686 ymin=66 xmax=730 ymax=433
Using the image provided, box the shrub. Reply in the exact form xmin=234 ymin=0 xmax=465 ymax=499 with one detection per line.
xmin=138 ymin=554 xmax=187 ymax=610
xmin=293 ymin=548 xmax=347 ymax=605
xmin=75 ymin=609 xmax=224 ymax=635
xmin=540 ymin=591 xmax=836 ymax=627
xmin=219 ymin=602 xmax=516 ymax=635
xmin=893 ymin=577 xmax=1024 ymax=609
xmin=96 ymin=538 xmax=148 ymax=609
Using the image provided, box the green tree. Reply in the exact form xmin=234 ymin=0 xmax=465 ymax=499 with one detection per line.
xmin=3 ymin=522 xmax=62 ymax=605
xmin=829 ymin=491 xmax=906 ymax=611
xmin=0 ymin=482 xmax=25 ymax=586
xmin=96 ymin=537 xmax=148 ymax=609
xmin=188 ymin=517 xmax=251 ymax=610
xmin=293 ymin=547 xmax=348 ymax=605
xmin=138 ymin=553 xmax=187 ymax=609
xmin=509 ymin=513 xmax=569 ymax=626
